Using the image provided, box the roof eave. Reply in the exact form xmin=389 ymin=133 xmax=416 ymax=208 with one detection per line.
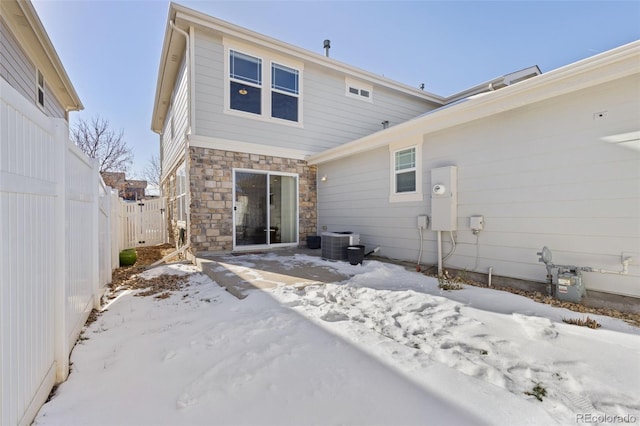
xmin=3 ymin=0 xmax=83 ymax=112
xmin=308 ymin=41 xmax=640 ymax=165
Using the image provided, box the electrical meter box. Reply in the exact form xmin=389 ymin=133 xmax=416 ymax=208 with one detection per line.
xmin=430 ymin=166 xmax=458 ymax=231
xmin=556 ymin=268 xmax=586 ymax=303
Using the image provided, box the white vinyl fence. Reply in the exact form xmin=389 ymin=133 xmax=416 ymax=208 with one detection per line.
xmin=0 ymin=79 xmax=166 ymax=426
xmin=118 ymin=197 xmax=167 ymax=251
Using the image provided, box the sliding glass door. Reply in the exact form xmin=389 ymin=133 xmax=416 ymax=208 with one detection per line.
xmin=233 ymin=170 xmax=298 ymax=249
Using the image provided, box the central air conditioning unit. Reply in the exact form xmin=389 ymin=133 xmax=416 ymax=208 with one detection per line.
xmin=321 ymin=232 xmax=360 ymax=261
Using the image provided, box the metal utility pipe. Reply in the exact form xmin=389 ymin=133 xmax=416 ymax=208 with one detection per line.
xmin=488 ymin=267 xmax=493 ymax=287
xmin=437 ymin=231 xmax=443 ymax=276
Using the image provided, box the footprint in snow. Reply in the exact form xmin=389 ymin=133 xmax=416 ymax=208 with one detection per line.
xmin=512 ymin=313 xmax=558 ymax=340
xmin=321 ymin=310 xmax=350 ymax=322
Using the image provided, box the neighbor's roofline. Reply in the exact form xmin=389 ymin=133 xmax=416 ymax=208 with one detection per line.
xmin=307 ymin=40 xmax=640 ymax=165
xmin=1 ymin=0 xmax=83 ymax=112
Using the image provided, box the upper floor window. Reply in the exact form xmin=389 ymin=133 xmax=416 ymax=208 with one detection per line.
xmin=229 ymin=50 xmax=262 ymax=115
xmin=227 ymin=47 xmax=302 ymax=124
xmin=271 ymin=63 xmax=299 ymax=122
xmin=36 ymin=69 xmax=45 ymax=108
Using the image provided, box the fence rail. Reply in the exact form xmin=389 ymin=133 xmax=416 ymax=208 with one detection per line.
xmin=1 ymin=78 xmax=166 ymax=426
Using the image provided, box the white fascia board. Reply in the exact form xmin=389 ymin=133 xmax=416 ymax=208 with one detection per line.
xmin=171 ymin=5 xmax=445 ymax=105
xmin=189 ymin=135 xmax=312 ymax=160
xmin=151 ymin=6 xmax=181 ymax=133
xmin=308 ymin=40 xmax=640 ymax=165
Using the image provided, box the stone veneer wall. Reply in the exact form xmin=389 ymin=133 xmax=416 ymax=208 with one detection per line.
xmin=189 ymin=146 xmax=317 ymax=253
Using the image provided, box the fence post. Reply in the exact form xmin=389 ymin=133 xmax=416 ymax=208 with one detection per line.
xmin=52 ymin=119 xmax=69 ymax=383
xmin=91 ymin=159 xmax=101 ymax=309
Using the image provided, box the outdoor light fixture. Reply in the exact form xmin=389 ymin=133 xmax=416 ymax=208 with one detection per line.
xmin=321 ymin=175 xmax=327 ymax=182
xmin=238 ymin=88 xmax=248 ymax=95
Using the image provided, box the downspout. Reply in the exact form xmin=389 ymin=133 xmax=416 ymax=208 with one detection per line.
xmin=170 ymin=20 xmax=193 ymax=259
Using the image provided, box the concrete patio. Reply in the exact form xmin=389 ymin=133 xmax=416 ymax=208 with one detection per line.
xmin=196 ymin=247 xmax=350 ymax=299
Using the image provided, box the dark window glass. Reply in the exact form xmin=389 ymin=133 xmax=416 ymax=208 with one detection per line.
xmin=360 ymin=90 xmax=370 ymax=98
xmin=272 ymin=92 xmax=298 ymax=122
xmin=396 ymin=171 xmax=416 ymax=193
xmin=349 ymin=87 xmax=359 ymax=95
xmin=230 ymin=81 xmax=261 ymax=115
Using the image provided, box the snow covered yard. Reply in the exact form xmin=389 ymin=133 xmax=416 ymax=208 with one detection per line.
xmin=35 ymin=256 xmax=640 ymax=426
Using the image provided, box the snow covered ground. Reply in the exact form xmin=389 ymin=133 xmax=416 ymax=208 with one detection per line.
xmin=35 ymin=255 xmax=640 ymax=426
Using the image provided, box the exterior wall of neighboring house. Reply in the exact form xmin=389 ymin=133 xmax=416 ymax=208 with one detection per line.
xmin=313 ymin=66 xmax=640 ymax=297
xmin=0 ymin=16 xmax=66 ymax=119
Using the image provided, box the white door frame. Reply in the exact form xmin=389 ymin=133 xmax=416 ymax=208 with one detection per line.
xmin=232 ymin=168 xmax=299 ymax=251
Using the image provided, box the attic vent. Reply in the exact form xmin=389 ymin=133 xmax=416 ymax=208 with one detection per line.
xmin=346 ymin=78 xmax=372 ymax=102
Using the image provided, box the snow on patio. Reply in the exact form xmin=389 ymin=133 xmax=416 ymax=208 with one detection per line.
xmin=34 ymin=255 xmax=640 ymax=426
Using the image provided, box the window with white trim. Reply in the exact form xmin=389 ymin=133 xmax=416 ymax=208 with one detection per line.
xmin=229 ymin=50 xmax=262 ymax=115
xmin=227 ymin=48 xmax=301 ymax=123
xmin=271 ymin=63 xmax=299 ymax=122
xmin=389 ymin=142 xmax=422 ymax=203
xmin=36 ymin=69 xmax=45 ymax=108
xmin=394 ymin=147 xmax=416 ymax=193
xmin=176 ymin=162 xmax=187 ymax=223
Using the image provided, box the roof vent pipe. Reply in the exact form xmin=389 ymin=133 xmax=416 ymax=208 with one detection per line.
xmin=323 ymin=39 xmax=331 ymax=57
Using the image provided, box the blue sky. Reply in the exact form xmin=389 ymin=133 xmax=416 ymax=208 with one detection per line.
xmin=32 ymin=0 xmax=640 ymax=180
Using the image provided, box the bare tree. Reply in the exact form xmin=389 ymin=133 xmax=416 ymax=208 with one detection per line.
xmin=143 ymin=154 xmax=161 ymax=188
xmin=71 ymin=116 xmax=133 ymax=173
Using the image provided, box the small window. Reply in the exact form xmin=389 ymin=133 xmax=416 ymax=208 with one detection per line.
xmin=176 ymin=163 xmax=187 ymax=223
xmin=230 ymin=50 xmax=262 ymax=115
xmin=394 ymin=147 xmax=416 ymax=193
xmin=346 ymin=78 xmax=373 ymax=102
xmin=271 ymin=63 xmax=299 ymax=122
xmin=36 ymin=69 xmax=45 ymax=108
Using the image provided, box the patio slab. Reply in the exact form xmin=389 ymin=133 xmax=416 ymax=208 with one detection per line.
xmin=196 ymin=248 xmax=349 ymax=299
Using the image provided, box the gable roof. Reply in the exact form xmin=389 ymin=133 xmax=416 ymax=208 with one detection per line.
xmin=1 ymin=0 xmax=83 ymax=112
xmin=151 ymin=2 xmax=445 ymax=133
xmin=308 ymin=40 xmax=640 ymax=165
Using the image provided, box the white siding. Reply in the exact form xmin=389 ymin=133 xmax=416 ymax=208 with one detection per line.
xmin=192 ymin=30 xmax=437 ymax=154
xmin=318 ymin=74 xmax=640 ymax=297
xmin=0 ymin=17 xmax=65 ymax=119
xmin=161 ymin=57 xmax=188 ymax=181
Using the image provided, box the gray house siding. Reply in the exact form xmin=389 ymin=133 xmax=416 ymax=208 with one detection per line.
xmin=0 ymin=17 xmax=65 ymax=119
xmin=161 ymin=57 xmax=189 ymax=181
xmin=317 ymin=74 xmax=640 ymax=297
xmin=192 ymin=30 xmax=437 ymax=153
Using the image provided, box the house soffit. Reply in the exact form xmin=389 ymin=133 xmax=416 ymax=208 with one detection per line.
xmin=1 ymin=0 xmax=83 ymax=112
xmin=151 ymin=12 xmax=187 ymax=133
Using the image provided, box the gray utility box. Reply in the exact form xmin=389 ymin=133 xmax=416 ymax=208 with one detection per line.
xmin=555 ymin=268 xmax=586 ymax=303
